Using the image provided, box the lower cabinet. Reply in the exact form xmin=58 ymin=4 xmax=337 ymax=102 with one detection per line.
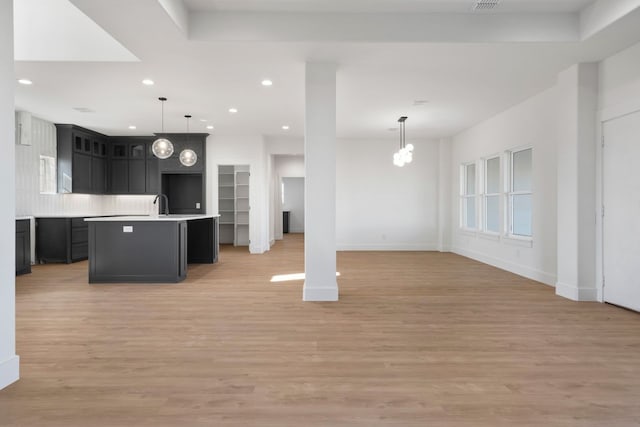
xmin=36 ymin=217 xmax=89 ymax=264
xmin=16 ymin=219 xmax=31 ymax=275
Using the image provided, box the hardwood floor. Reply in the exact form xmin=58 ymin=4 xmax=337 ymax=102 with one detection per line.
xmin=1 ymin=234 xmax=640 ymax=426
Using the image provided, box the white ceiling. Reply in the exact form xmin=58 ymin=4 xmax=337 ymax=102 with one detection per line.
xmin=12 ymin=0 xmax=640 ymax=140
xmin=184 ymin=0 xmax=595 ymax=14
xmin=13 ymin=0 xmax=137 ymax=62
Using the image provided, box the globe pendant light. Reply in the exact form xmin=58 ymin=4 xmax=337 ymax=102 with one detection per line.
xmin=179 ymin=115 xmax=197 ymax=167
xmin=393 ymin=116 xmax=414 ymax=167
xmin=152 ymin=97 xmax=174 ymax=159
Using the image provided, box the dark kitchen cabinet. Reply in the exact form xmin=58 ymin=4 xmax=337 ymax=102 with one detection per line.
xmin=56 ymin=124 xmax=108 ymax=194
xmin=108 ymin=137 xmax=157 ymax=195
xmin=129 ymin=160 xmax=146 ymax=193
xmin=36 ymin=217 xmax=89 ymax=264
xmin=16 ymin=219 xmax=31 ymax=275
xmin=110 ymin=159 xmax=129 ymax=194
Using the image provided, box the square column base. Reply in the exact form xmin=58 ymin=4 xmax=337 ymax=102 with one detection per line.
xmin=0 ymin=355 xmax=20 ymax=390
xmin=303 ymin=283 xmax=339 ymax=301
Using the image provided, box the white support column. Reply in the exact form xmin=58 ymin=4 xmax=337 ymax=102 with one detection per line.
xmin=555 ymin=63 xmax=599 ymax=302
xmin=303 ymin=62 xmax=339 ymax=302
xmin=0 ymin=0 xmax=19 ymax=389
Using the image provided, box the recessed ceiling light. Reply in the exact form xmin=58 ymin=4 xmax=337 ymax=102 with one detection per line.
xmin=206 ymin=125 xmax=214 ymax=130
xmin=228 ymin=108 xmax=238 ymax=113
xmin=128 ymin=125 xmax=137 ymax=130
xmin=17 ymin=79 xmax=33 ymax=85
xmin=282 ymin=125 xmax=290 ymax=130
xmin=261 ymin=79 xmax=273 ymax=86
xmin=142 ymin=79 xmax=154 ymax=86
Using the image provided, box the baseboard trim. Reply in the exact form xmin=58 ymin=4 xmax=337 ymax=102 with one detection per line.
xmin=337 ymin=243 xmax=438 ymax=251
xmin=555 ymin=281 xmax=598 ymax=302
xmin=452 ymin=246 xmax=556 ymax=286
xmin=303 ymin=283 xmax=339 ymax=301
xmin=0 ymin=355 xmax=19 ymax=390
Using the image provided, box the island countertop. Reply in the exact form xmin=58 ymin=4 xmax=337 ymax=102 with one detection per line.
xmin=84 ymin=214 xmax=219 ymax=222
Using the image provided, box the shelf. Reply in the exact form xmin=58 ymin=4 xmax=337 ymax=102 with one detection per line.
xmin=235 ymin=184 xmax=249 ymax=186
xmin=236 ymin=223 xmax=249 ymax=226
xmin=218 ymin=184 xmax=235 ymax=188
xmin=236 ymin=210 xmax=249 ymax=213
xmin=219 ymin=197 xmax=235 ymax=200
xmin=237 ymin=197 xmax=249 ymax=199
xmin=220 ymin=210 xmax=235 ymax=213
xmin=218 ymin=172 xmax=234 ymax=175
xmin=220 ymin=222 xmax=235 ymax=225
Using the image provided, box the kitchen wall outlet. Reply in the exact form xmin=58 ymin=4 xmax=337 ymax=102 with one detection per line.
xmin=196 ymin=202 xmax=201 ymax=209
xmin=123 ymin=226 xmax=133 ymax=233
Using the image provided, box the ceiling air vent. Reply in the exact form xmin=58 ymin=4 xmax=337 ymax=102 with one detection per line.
xmin=473 ymin=0 xmax=500 ymax=11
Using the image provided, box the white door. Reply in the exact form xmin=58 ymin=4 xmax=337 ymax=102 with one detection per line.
xmin=603 ymin=110 xmax=640 ymax=312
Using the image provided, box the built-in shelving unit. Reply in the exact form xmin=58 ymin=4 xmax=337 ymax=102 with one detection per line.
xmin=217 ymin=164 xmax=250 ymax=247
xmin=235 ymin=165 xmax=250 ymax=246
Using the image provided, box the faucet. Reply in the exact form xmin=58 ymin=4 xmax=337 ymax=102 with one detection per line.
xmin=153 ymin=194 xmax=169 ymax=216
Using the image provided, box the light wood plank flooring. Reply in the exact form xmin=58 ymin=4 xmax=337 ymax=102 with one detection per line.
xmin=1 ymin=234 xmax=640 ymax=426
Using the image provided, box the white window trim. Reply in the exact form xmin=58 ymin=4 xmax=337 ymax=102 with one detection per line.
xmin=482 ymin=155 xmax=501 ymax=235
xmin=507 ymin=147 xmax=533 ymax=240
xmin=459 ymin=162 xmax=478 ymax=231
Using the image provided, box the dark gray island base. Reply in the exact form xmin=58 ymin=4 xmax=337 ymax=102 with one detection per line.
xmin=86 ymin=215 xmax=219 ymax=283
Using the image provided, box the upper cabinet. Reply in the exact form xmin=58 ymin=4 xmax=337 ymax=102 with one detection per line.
xmin=56 ymin=124 xmax=107 ymax=194
xmin=108 ymin=136 xmax=157 ymax=195
xmin=54 ymin=125 xmax=206 ymax=196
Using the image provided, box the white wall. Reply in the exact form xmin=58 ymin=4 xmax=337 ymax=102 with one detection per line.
xmin=450 ymin=87 xmax=558 ymax=285
xmin=337 ymin=138 xmax=440 ymax=250
xmin=283 ymin=177 xmax=305 ymax=233
xmin=14 ymin=113 xmax=155 ymax=217
xmin=1 ymin=0 xmax=19 ymax=390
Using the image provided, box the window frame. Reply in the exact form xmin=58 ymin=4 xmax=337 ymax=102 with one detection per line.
xmin=482 ymin=155 xmax=501 ymax=235
xmin=507 ymin=146 xmax=533 ymax=240
xmin=460 ymin=162 xmax=478 ymax=231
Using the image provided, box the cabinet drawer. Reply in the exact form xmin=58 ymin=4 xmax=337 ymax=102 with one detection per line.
xmin=71 ymin=242 xmax=88 ymax=261
xmin=71 ymin=227 xmax=88 ymax=244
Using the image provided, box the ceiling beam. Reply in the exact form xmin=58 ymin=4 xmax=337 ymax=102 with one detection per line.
xmin=580 ymin=0 xmax=640 ymax=40
xmin=189 ymin=12 xmax=580 ymax=43
xmin=157 ymin=0 xmax=189 ymax=36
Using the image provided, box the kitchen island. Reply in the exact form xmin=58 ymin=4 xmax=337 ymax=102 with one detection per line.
xmin=85 ymin=215 xmax=219 ymax=283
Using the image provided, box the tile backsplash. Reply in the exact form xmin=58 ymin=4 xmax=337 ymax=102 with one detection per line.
xmin=15 ymin=113 xmax=156 ymax=217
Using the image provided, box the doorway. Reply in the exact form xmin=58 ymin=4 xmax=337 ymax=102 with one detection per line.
xmin=603 ymin=110 xmax=640 ymax=312
xmin=282 ymin=177 xmax=305 ymax=233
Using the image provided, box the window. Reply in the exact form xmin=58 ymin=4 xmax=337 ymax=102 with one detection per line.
xmin=484 ymin=156 xmax=500 ymax=233
xmin=509 ymin=148 xmax=532 ymax=237
xmin=39 ymin=155 xmax=56 ymax=194
xmin=461 ymin=163 xmax=477 ymax=229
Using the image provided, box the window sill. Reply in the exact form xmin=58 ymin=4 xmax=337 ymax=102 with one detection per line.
xmin=478 ymin=232 xmax=501 ymax=242
xmin=503 ymin=235 xmax=533 ymax=248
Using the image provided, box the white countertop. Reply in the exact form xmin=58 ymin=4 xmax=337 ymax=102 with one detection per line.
xmin=16 ymin=216 xmax=34 ymax=221
xmin=84 ymin=214 xmax=219 ymax=222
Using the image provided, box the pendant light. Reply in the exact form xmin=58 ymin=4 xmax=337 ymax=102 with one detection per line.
xmin=152 ymin=97 xmax=174 ymax=159
xmin=179 ymin=114 xmax=197 ymax=167
xmin=393 ymin=116 xmax=414 ymax=167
